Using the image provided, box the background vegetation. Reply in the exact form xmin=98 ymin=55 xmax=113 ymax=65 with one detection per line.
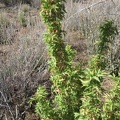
xmin=0 ymin=0 xmax=40 ymax=8
xmin=0 ymin=0 xmax=120 ymax=120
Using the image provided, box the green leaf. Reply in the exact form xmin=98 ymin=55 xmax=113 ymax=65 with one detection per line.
xmin=81 ymin=79 xmax=90 ymax=86
xmin=74 ymin=112 xmax=80 ymax=119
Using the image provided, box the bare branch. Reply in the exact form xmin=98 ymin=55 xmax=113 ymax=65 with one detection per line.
xmin=64 ymin=0 xmax=107 ymax=23
xmin=0 ymin=91 xmax=15 ymax=120
xmin=0 ymin=103 xmax=7 ymax=108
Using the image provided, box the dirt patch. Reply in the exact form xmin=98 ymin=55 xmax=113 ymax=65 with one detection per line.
xmin=66 ymin=30 xmax=89 ymax=65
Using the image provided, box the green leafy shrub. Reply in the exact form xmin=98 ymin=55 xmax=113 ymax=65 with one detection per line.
xmin=76 ymin=69 xmax=106 ymax=120
xmin=29 ymin=0 xmax=83 ymax=119
xmin=102 ymin=73 xmax=120 ymax=120
xmin=92 ymin=20 xmax=118 ymax=70
xmin=76 ymin=20 xmax=120 ymax=120
xmin=29 ymin=0 xmax=120 ymax=120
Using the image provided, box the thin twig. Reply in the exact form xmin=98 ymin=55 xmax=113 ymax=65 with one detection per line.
xmin=15 ymin=105 xmax=18 ymax=120
xmin=0 ymin=91 xmax=15 ymax=120
xmin=64 ymin=0 xmax=107 ymax=24
xmin=5 ymin=114 xmax=8 ymax=120
xmin=98 ymin=13 xmax=120 ymax=16
xmin=0 ymin=103 xmax=7 ymax=108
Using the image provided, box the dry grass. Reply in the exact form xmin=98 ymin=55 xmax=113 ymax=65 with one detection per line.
xmin=0 ymin=0 xmax=40 ymax=8
xmin=0 ymin=4 xmax=48 ymax=120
